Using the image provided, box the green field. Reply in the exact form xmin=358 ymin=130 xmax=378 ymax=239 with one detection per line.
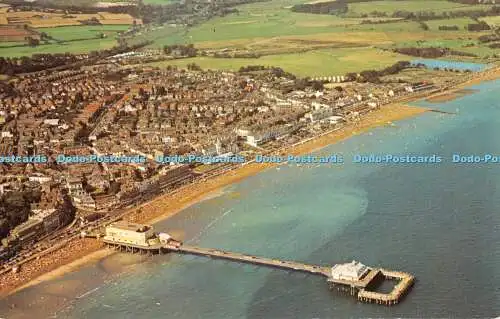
xmin=141 ymin=0 xmax=178 ymax=4
xmin=1 ymin=0 xmax=496 ymax=70
xmin=424 ymin=18 xmax=476 ymax=31
xmin=0 ymin=38 xmax=118 ymax=57
xmin=481 ymin=16 xmax=500 ymax=27
xmin=149 ymin=47 xmax=409 ymax=76
xmin=133 ymin=25 xmax=187 ymax=47
xmin=143 ymin=0 xmax=355 ymax=46
xmin=0 ymin=25 xmax=129 ymax=57
xmin=0 ymin=41 xmax=25 ymax=48
xmin=45 ymin=25 xmax=130 ymax=41
xmin=140 ymin=0 xmax=482 ymax=50
xmin=132 ymin=0 xmax=497 ymax=76
xmin=392 ymin=37 xmax=498 ymax=58
xmin=346 ymin=0 xmax=493 ymax=16
xmin=41 ymin=0 xmax=98 ymax=7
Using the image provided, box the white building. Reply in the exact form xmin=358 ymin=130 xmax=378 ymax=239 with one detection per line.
xmin=104 ymin=221 xmax=156 ymax=247
xmin=305 ymin=108 xmax=337 ymax=123
xmin=43 ymin=119 xmax=59 ymax=126
xmin=246 ymin=124 xmax=299 ymax=147
xmin=235 ymin=128 xmax=251 ymax=137
xmin=158 ymin=232 xmax=172 ymax=243
xmin=29 ymin=174 xmax=52 ymax=184
xmin=330 ymin=260 xmax=370 ymax=281
xmin=325 ymin=115 xmax=344 ymax=125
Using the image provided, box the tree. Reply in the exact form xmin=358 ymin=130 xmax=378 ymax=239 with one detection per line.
xmin=26 ymin=37 xmax=40 ymax=47
xmin=311 ymin=80 xmax=324 ymax=91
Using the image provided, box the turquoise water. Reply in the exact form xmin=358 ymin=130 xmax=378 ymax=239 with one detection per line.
xmin=2 ymin=80 xmax=500 ymax=318
xmin=411 ymin=59 xmax=488 ymax=72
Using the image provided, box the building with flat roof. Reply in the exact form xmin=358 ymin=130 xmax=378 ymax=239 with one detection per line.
xmin=330 ymin=260 xmax=370 ymax=281
xmin=11 ymin=218 xmax=44 ymax=244
xmin=104 ymin=221 xmax=156 ymax=247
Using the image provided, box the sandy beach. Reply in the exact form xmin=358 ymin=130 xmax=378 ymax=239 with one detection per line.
xmin=2 ymin=66 xmax=499 ymax=298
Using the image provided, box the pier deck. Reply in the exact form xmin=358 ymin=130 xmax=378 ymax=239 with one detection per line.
xmin=168 ymin=244 xmax=331 ymax=277
xmin=357 ymin=269 xmax=415 ymax=305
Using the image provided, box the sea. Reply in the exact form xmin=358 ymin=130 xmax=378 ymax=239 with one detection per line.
xmin=1 ymin=79 xmax=499 ymax=319
xmin=411 ymin=59 xmax=489 ymax=72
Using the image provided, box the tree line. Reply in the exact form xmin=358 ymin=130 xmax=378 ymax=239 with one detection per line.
xmin=393 ymin=47 xmax=477 ymax=58
xmin=3 ymin=0 xmax=269 ymax=25
xmin=439 ymin=25 xmax=460 ymax=30
xmin=163 ymin=44 xmax=198 ymax=57
xmin=390 ymin=6 xmax=500 ymax=20
xmin=0 ymin=41 xmax=151 ymax=75
xmin=237 ymin=65 xmax=297 ymax=79
xmin=291 ymin=1 xmax=348 ymax=15
xmin=345 ymin=60 xmax=412 ymax=83
xmin=447 ymin=0 xmax=496 ymax=4
xmin=466 ymin=21 xmax=491 ymax=31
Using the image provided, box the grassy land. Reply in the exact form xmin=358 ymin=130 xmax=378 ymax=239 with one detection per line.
xmin=141 ymin=0 xmax=485 ymax=50
xmin=0 ymin=25 xmax=128 ymax=57
xmin=133 ymin=0 xmax=497 ymax=76
xmin=0 ymin=41 xmax=26 ymax=48
xmin=346 ymin=0 xmax=493 ymax=16
xmin=0 ymin=38 xmax=118 ymax=57
xmin=40 ymin=0 xmax=98 ymax=6
xmin=149 ymin=47 xmax=409 ymax=76
xmin=45 ymin=25 xmax=130 ymax=41
xmin=392 ymin=36 xmax=498 ymax=58
xmin=133 ymin=25 xmax=188 ymax=47
xmin=480 ymin=16 xmax=500 ymax=27
xmin=424 ymin=18 xmax=475 ymax=31
xmin=141 ymin=0 xmax=178 ymax=4
xmin=1 ymin=0 xmax=495 ymax=73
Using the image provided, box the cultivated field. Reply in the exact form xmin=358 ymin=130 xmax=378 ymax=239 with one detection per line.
xmin=0 ymin=9 xmax=141 ymax=28
xmin=0 ymin=4 xmax=138 ymax=57
xmin=0 ymin=25 xmax=39 ymax=42
xmin=346 ymin=0 xmax=494 ymax=16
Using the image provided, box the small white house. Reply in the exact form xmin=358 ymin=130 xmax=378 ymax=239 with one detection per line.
xmin=330 ymin=260 xmax=370 ymax=281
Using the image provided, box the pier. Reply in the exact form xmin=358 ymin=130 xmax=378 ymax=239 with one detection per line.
xmin=357 ymin=269 xmax=415 ymax=305
xmin=99 ymin=222 xmax=414 ymax=306
xmin=168 ymin=244 xmax=331 ymax=277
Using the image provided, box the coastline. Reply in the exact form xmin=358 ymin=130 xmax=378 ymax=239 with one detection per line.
xmin=0 ymin=103 xmax=428 ymax=298
xmin=1 ymin=67 xmax=499 ymax=298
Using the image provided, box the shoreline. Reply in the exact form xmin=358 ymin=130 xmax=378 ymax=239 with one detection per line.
xmin=1 ymin=68 xmax=499 ymax=298
xmin=0 ymin=103 xmax=429 ymax=298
